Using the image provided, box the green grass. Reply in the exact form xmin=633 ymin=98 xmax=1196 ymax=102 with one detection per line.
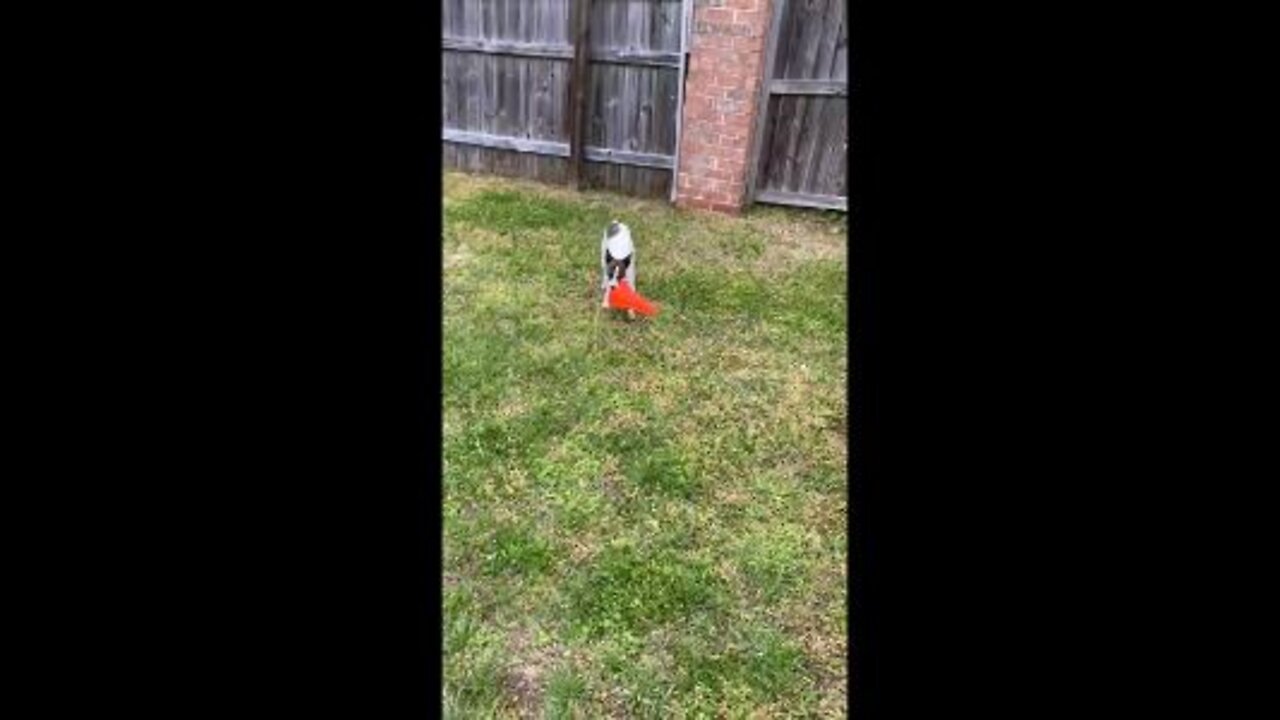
xmin=443 ymin=172 xmax=848 ymax=718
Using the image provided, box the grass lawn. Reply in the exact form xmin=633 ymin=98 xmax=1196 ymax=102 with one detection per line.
xmin=443 ymin=172 xmax=848 ymax=718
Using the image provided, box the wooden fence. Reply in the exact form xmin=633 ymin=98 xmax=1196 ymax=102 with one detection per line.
xmin=442 ymin=0 xmax=690 ymax=199
xmin=747 ymin=0 xmax=848 ymax=211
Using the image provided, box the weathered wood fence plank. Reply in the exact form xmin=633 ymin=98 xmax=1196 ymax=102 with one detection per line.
xmin=441 ymin=37 xmax=573 ymax=60
xmin=442 ymin=128 xmax=571 ymax=157
xmin=442 ymin=128 xmax=673 ymax=170
xmin=768 ymin=79 xmax=848 ymax=96
xmin=755 ymin=189 xmax=847 ymax=212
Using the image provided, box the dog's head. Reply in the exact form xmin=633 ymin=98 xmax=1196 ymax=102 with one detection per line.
xmin=604 ymin=220 xmax=633 ymax=287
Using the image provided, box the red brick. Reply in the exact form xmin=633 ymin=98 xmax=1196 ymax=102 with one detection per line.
xmin=702 ymin=165 xmax=733 ymax=181
xmin=703 ymin=8 xmax=733 ymax=23
xmin=692 ymin=37 xmax=718 ymax=52
xmin=680 ymin=197 xmax=717 ymax=212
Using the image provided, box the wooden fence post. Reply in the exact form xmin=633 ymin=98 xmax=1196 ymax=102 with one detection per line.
xmin=669 ymin=0 xmax=692 ymax=203
xmin=745 ymin=0 xmax=789 ymax=205
xmin=568 ymin=0 xmax=593 ymax=190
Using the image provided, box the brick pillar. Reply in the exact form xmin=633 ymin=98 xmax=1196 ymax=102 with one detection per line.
xmin=674 ymin=0 xmax=773 ymax=214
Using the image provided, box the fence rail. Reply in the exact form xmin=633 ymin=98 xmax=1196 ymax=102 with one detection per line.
xmin=440 ymin=37 xmax=573 ymax=60
xmin=442 ymin=128 xmax=675 ymax=170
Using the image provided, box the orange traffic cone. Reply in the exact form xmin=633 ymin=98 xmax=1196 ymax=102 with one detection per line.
xmin=608 ymin=280 xmax=658 ymax=316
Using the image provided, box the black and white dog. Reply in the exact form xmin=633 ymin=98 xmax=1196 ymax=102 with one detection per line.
xmin=600 ymin=220 xmax=638 ymax=316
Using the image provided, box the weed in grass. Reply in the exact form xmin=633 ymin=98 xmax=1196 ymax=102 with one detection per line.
xmin=567 ymin=543 xmax=724 ymax=639
xmin=621 ymin=444 xmax=697 ymax=499
xmin=544 ymin=667 xmax=588 ymax=719
xmin=443 ymin=614 xmax=509 ymax=716
xmin=593 ymin=424 xmax=699 ymax=500
xmin=673 ymin=625 xmax=809 ymax=704
xmin=736 ymin=523 xmax=814 ymax=604
xmin=481 ymin=522 xmax=556 ymax=578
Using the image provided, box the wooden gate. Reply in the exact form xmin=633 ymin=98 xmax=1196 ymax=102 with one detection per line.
xmin=442 ymin=0 xmax=691 ymax=199
xmin=746 ymin=0 xmax=848 ymax=211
